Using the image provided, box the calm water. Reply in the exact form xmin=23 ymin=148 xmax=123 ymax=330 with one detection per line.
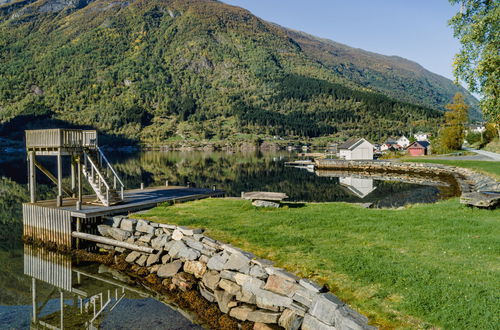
xmin=0 ymin=150 xmax=457 ymax=329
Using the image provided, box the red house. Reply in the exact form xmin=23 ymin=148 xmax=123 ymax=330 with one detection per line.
xmin=407 ymin=141 xmax=431 ymax=156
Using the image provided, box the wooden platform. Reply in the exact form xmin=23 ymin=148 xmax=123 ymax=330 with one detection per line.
xmin=24 ymin=186 xmax=224 ymax=218
xmin=241 ymin=191 xmax=288 ymax=202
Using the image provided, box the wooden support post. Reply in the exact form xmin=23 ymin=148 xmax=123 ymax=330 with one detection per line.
xmin=29 ymin=151 xmax=37 ymax=203
xmin=76 ymin=218 xmax=81 ymax=249
xmin=166 ymin=180 xmax=169 ymax=187
xmin=71 ymin=156 xmax=76 ymax=197
xmin=60 ymin=290 xmax=64 ymax=329
xmin=57 ymin=151 xmax=63 ymax=207
xmin=32 ymin=278 xmax=37 ymax=323
xmin=77 ymin=156 xmax=82 ymax=210
xmin=140 ymin=183 xmax=144 ymax=190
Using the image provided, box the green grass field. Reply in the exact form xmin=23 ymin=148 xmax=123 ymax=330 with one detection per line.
xmin=401 ymin=158 xmax=500 ymax=181
xmin=137 ymin=198 xmax=499 ymax=329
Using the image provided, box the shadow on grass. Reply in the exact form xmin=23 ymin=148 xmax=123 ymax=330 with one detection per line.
xmin=281 ymin=202 xmax=306 ymax=208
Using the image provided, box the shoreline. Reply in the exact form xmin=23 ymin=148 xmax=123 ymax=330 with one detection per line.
xmin=33 ymin=217 xmax=376 ymax=330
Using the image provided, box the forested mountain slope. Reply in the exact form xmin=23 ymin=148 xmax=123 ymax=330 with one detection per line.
xmin=0 ymin=0 xmax=478 ymax=145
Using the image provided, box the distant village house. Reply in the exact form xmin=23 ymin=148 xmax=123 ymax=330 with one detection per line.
xmin=468 ymin=124 xmax=486 ymax=134
xmin=407 ymin=141 xmax=431 ymax=156
xmin=338 ymin=138 xmax=374 ymax=160
xmin=397 ymin=136 xmax=410 ymax=148
xmin=413 ymin=132 xmax=430 ymax=141
xmin=380 ymin=136 xmax=406 ymax=151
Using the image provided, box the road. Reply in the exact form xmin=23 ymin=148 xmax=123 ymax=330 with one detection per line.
xmin=462 ymin=147 xmax=500 ymax=161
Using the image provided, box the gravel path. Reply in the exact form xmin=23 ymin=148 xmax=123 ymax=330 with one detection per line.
xmin=462 ymin=147 xmax=500 ymax=161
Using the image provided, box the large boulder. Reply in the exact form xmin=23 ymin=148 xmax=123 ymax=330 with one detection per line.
xmin=207 ymin=253 xmax=229 ymax=271
xmin=279 ymin=309 xmax=303 ymax=330
xmin=120 ymin=218 xmax=137 ymax=232
xmin=157 ymin=260 xmax=183 ymax=278
xmin=214 ymin=289 xmax=235 ymax=313
xmin=183 ymin=260 xmax=207 ymax=278
xmin=246 ymin=310 xmax=280 ymax=324
xmin=223 ymin=253 xmax=251 ymax=273
xmin=309 ymin=293 xmax=344 ymax=326
xmin=202 ymin=270 xmax=221 ymax=291
xmin=136 ymin=220 xmax=155 ymax=234
xmin=460 ymin=191 xmax=500 ymax=209
xmin=229 ymin=305 xmax=255 ymax=321
xmin=264 ymin=274 xmax=299 ymax=297
xmin=107 ymin=227 xmax=131 ymax=241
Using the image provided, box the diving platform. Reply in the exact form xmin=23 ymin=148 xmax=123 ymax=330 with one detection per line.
xmin=22 ymin=128 xmax=225 ymax=248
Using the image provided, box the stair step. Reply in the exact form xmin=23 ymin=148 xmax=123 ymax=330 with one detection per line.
xmin=82 ymin=149 xmax=124 ymax=206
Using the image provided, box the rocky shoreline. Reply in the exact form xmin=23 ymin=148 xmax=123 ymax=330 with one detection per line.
xmin=93 ymin=217 xmax=375 ymax=330
xmin=315 ymin=159 xmax=500 ymax=208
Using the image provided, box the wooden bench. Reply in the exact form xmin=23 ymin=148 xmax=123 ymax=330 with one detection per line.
xmin=241 ymin=191 xmax=288 ymax=208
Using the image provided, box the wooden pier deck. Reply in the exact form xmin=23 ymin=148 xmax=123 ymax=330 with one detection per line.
xmin=24 ymin=186 xmax=223 ymax=218
xmin=23 ymin=186 xmax=224 ymax=247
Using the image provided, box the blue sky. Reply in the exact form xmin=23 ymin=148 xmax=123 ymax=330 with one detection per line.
xmin=220 ymin=0 xmax=461 ymax=81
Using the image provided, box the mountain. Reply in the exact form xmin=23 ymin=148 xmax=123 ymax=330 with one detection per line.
xmin=283 ymin=29 xmax=479 ymax=114
xmin=0 ymin=0 xmax=479 ymax=145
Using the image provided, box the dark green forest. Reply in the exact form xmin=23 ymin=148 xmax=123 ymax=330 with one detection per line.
xmin=0 ymin=0 xmax=478 ymax=145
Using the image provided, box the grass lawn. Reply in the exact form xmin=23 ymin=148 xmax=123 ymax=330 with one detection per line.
xmin=484 ymin=139 xmax=500 ymax=154
xmin=136 ymin=198 xmax=499 ymax=329
xmin=401 ymin=158 xmax=500 ymax=181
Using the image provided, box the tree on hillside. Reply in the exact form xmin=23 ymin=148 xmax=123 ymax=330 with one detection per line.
xmin=438 ymin=93 xmax=469 ymax=151
xmin=448 ymin=0 xmax=499 ymax=137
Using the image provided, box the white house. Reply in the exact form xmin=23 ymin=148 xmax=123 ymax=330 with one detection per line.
xmin=414 ymin=132 xmax=430 ymax=141
xmin=397 ymin=136 xmax=410 ymax=148
xmin=380 ymin=143 xmax=392 ymax=152
xmin=338 ymin=138 xmax=374 ymax=160
xmin=469 ymin=125 xmax=486 ymax=134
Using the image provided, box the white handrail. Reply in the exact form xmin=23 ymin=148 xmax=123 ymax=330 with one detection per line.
xmin=85 ymin=153 xmax=110 ymax=190
xmin=96 ymin=147 xmax=125 ymax=189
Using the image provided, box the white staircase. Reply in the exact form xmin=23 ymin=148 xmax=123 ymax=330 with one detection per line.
xmin=82 ymin=147 xmax=124 ymax=206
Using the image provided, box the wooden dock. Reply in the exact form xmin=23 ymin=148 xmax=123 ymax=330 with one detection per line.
xmin=22 ymin=128 xmax=225 ymax=249
xmin=23 ymin=186 xmax=224 ymax=247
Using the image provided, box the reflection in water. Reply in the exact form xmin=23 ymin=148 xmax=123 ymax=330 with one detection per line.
xmin=338 ymin=177 xmax=376 ymax=199
xmin=23 ymin=245 xmax=201 ymax=329
xmin=1 ymin=151 xmax=458 ymax=206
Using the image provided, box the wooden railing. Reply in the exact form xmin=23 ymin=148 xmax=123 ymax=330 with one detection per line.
xmin=25 ymin=129 xmax=98 ymax=149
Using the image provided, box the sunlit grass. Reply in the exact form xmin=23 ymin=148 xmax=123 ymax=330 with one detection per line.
xmin=136 ymin=198 xmax=500 ymax=329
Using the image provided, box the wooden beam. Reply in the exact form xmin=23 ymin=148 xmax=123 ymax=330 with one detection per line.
xmin=71 ymin=232 xmax=154 ymax=253
xmin=33 ymin=160 xmax=73 ymax=197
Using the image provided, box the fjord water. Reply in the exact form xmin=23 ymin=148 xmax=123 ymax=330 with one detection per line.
xmin=0 ymin=150 xmax=456 ymax=329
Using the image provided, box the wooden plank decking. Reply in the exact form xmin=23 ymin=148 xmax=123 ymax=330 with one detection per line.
xmin=24 ymin=186 xmax=224 ymax=218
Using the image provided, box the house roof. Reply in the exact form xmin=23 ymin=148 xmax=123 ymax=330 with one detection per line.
xmin=338 ymin=138 xmax=371 ymax=150
xmin=408 ymin=141 xmax=430 ymax=149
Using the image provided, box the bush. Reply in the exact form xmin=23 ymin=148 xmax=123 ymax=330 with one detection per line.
xmin=466 ymin=132 xmax=482 ymax=145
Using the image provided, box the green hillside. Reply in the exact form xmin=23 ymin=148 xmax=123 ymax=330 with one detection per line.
xmin=0 ymin=0 xmax=478 ymax=145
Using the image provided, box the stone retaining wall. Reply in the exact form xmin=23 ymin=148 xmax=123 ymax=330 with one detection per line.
xmin=315 ymin=159 xmax=500 ymax=193
xmin=96 ymin=217 xmax=375 ymax=330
